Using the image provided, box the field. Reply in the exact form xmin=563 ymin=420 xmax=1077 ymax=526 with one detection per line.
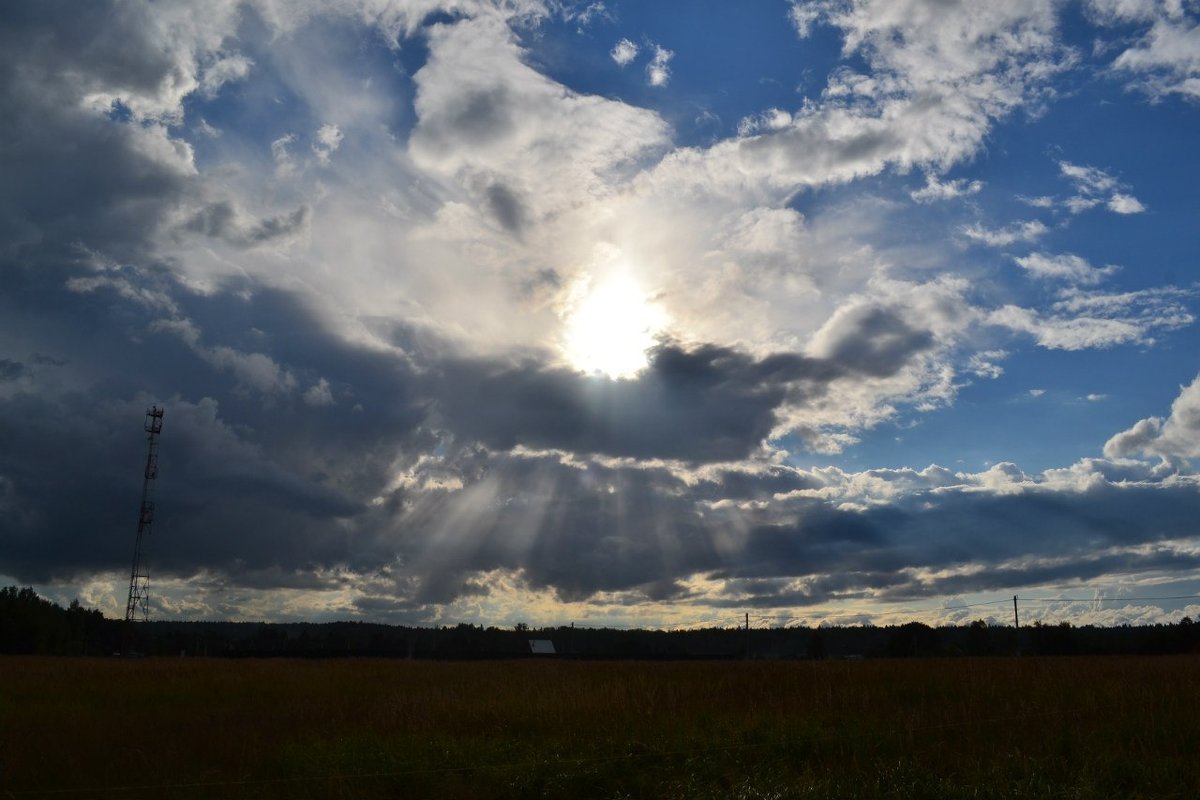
xmin=2 ymin=656 xmax=1198 ymax=799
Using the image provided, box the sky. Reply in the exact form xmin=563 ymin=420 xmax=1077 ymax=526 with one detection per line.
xmin=2 ymin=0 xmax=1199 ymax=629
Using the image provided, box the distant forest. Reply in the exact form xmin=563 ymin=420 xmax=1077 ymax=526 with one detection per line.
xmin=2 ymin=586 xmax=1198 ymax=659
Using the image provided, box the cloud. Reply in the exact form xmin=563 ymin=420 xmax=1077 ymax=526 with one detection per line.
xmin=1060 ymin=160 xmax=1119 ymax=195
xmin=433 ymin=327 xmax=936 ymax=463
xmin=610 ymin=38 xmax=638 ymax=66
xmin=4 ymin=268 xmax=1198 ymax=619
xmin=9 ymin=0 xmax=248 ymax=124
xmin=568 ymin=3 xmax=610 ymax=28
xmin=700 ymin=459 xmax=1200 ymax=609
xmin=0 ymin=2 xmax=226 ymax=268
xmin=0 ymin=360 xmax=23 ymax=381
xmin=1019 ymin=194 xmax=1056 ymax=208
xmin=647 ymin=0 xmax=1073 ymax=197
xmin=199 ymin=53 xmax=254 ymax=97
xmin=788 ymin=1 xmax=825 ymax=38
xmin=1108 ymin=192 xmax=1147 ymax=214
xmin=1088 ymin=0 xmax=1200 ymax=102
xmin=181 ymin=201 xmax=311 ymax=248
xmin=646 ymin=44 xmax=674 ymax=87
xmin=807 ymin=304 xmax=935 ymax=379
xmin=910 ymin=173 xmax=983 ymax=203
xmin=1 ymin=0 xmax=1197 ymax=626
xmin=314 ymin=446 xmax=1200 ymax=613
xmin=1013 ymin=252 xmax=1119 ymax=285
xmin=0 ymin=392 xmax=367 ymax=584
xmin=967 ymin=350 xmax=1008 ymax=379
xmin=989 ymin=285 xmax=1193 ymax=350
xmin=961 ymin=220 xmax=1049 ymax=246
xmin=737 ymin=108 xmax=793 ymax=137
xmin=313 ymin=123 xmax=344 ymax=165
xmin=1059 ymin=159 xmax=1146 ymax=214
xmin=303 ymin=378 xmax=336 ymax=407
xmin=408 ymin=14 xmax=671 ymax=229
xmin=271 ymin=133 xmax=298 ymax=176
xmin=1105 ymin=372 xmax=1200 ymax=460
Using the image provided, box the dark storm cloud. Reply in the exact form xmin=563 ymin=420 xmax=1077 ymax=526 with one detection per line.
xmin=0 ymin=390 xmax=361 ymax=583
xmin=874 ymin=549 xmax=1200 ymax=602
xmin=690 ymin=465 xmax=821 ymax=501
xmin=485 ymin=183 xmax=527 ymax=234
xmin=1 ymin=2 xmax=204 ymax=104
xmin=3 ymin=1 xmax=1196 ymax=623
xmin=0 ymin=271 xmax=433 ymax=584
xmin=816 ymin=306 xmax=936 ymax=377
xmin=390 ymin=453 xmax=723 ymax=603
xmin=705 ymin=481 xmax=1200 ymax=603
xmin=0 ymin=0 xmax=953 ymax=599
xmin=364 ymin=449 xmax=1200 ymax=609
xmin=0 ymin=2 xmax=202 ymax=265
xmin=0 ymin=3 xmax=384 ymax=586
xmin=3 ymin=252 xmax=1197 ymax=607
xmin=183 ymin=202 xmax=312 ymax=248
xmin=0 ymin=360 xmax=24 ymax=381
xmin=432 ymin=311 xmax=936 ymax=464
xmin=0 ymin=243 xmax=978 ymax=604
xmin=437 ymin=344 xmax=846 ymax=462
xmin=1 ymin=247 xmax=853 ymax=592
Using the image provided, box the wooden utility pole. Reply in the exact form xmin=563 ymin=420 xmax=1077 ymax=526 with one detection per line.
xmin=1013 ymin=595 xmax=1021 ymax=656
xmin=744 ymin=612 xmax=750 ymax=660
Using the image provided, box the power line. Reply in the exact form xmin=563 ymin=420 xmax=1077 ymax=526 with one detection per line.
xmin=942 ymin=599 xmax=1013 ymax=609
xmin=1021 ymin=594 xmax=1200 ymax=604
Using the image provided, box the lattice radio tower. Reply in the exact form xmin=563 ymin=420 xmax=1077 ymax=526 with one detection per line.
xmin=125 ymin=405 xmax=164 ymax=623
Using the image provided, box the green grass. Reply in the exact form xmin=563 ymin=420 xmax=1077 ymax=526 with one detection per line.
xmin=1 ymin=656 xmax=1198 ymax=798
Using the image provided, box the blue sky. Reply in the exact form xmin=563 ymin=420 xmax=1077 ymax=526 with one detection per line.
xmin=1 ymin=0 xmax=1199 ymax=628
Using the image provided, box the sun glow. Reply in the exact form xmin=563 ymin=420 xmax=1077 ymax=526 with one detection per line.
xmin=562 ymin=273 xmax=667 ymax=378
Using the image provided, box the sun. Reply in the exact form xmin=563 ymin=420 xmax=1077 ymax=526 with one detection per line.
xmin=562 ymin=273 xmax=667 ymax=378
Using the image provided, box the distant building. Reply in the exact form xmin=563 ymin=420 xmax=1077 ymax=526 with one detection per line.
xmin=528 ymin=639 xmax=556 ymax=655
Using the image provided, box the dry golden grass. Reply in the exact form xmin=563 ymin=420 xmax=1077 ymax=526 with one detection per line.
xmin=2 ymin=656 xmax=1198 ymax=798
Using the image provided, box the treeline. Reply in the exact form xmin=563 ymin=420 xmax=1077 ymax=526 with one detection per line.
xmin=2 ymin=586 xmax=1198 ymax=658
xmin=0 ymin=586 xmax=108 ymax=655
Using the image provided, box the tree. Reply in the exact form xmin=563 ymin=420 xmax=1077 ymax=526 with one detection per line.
xmin=966 ymin=619 xmax=993 ymax=656
xmin=887 ymin=622 xmax=940 ymax=657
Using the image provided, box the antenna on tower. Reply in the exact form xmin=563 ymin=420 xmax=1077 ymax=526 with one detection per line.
xmin=125 ymin=405 xmax=164 ymax=623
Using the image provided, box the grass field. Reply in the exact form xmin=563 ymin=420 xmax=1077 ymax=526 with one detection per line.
xmin=2 ymin=655 xmax=1198 ymax=799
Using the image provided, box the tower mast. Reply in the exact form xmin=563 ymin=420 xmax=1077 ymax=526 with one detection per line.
xmin=125 ymin=405 xmax=164 ymax=623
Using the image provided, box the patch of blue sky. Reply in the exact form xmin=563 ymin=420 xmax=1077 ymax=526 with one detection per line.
xmin=814 ymin=346 xmax=1190 ymax=475
xmin=522 ymin=0 xmax=849 ymax=146
xmin=183 ymin=14 xmax=419 ymax=169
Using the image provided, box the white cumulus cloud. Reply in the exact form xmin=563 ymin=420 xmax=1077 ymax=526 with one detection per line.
xmin=1105 ymin=372 xmax=1200 ymax=460
xmin=961 ymin=220 xmax=1049 ymax=247
xmin=1014 ymin=252 xmax=1119 ymax=285
xmin=610 ymin=38 xmax=638 ymax=66
xmin=646 ymin=44 xmax=674 ymax=87
xmin=313 ymin=123 xmax=343 ymax=165
xmin=1108 ymin=192 xmax=1147 ymax=214
xmin=911 ymin=173 xmax=984 ymax=203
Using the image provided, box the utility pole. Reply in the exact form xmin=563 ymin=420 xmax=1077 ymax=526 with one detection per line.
xmin=1013 ymin=594 xmax=1020 ymax=657
xmin=125 ymin=406 xmax=164 ymax=624
xmin=744 ymin=612 xmax=750 ymax=660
